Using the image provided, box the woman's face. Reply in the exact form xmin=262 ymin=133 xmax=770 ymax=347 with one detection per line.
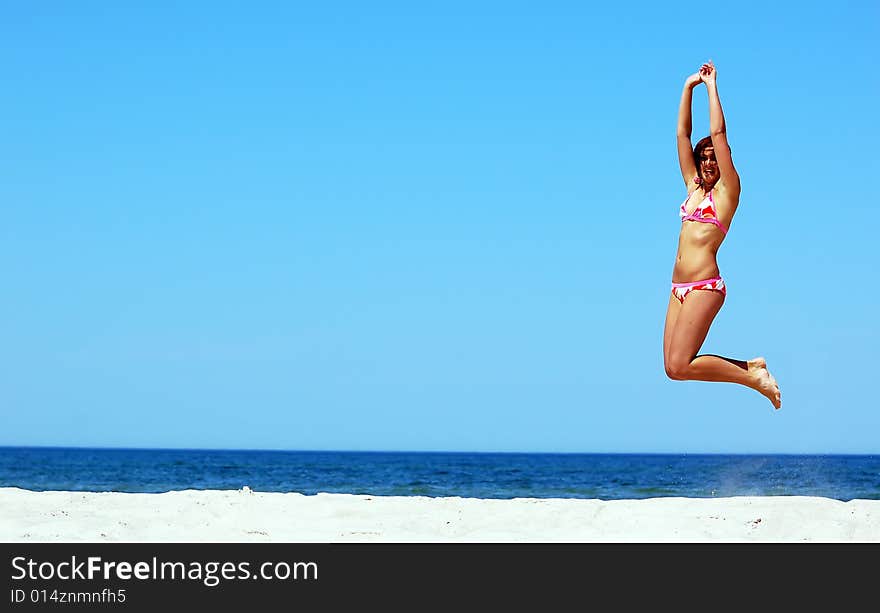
xmin=699 ymin=147 xmax=718 ymax=185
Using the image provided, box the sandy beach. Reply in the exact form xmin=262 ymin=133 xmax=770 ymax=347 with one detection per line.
xmin=1 ymin=487 xmax=878 ymax=542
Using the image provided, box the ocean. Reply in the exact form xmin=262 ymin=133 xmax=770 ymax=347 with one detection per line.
xmin=1 ymin=447 xmax=877 ymax=501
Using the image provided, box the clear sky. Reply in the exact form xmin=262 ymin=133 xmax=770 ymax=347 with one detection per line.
xmin=2 ymin=2 xmax=877 ymax=454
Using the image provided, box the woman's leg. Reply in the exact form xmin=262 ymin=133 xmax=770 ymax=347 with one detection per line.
xmin=663 ymin=292 xmax=682 ymax=369
xmin=664 ymin=290 xmax=781 ymax=409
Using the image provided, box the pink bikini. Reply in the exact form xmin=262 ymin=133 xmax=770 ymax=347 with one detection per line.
xmin=679 ymin=189 xmax=728 ymax=235
xmin=672 ymin=189 xmax=728 ymax=303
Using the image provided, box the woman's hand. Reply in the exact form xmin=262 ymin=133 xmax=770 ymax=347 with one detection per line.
xmin=685 ymin=72 xmax=702 ymax=90
xmin=699 ymin=61 xmax=717 ymax=85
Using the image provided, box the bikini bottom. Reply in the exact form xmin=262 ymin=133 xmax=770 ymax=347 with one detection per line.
xmin=671 ymin=276 xmax=726 ymax=304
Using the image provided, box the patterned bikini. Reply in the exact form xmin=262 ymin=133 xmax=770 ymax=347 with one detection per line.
xmin=672 ymin=189 xmax=728 ymax=303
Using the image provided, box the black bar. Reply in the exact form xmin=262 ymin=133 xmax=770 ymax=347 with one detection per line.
xmin=2 ymin=542 xmax=876 ymax=610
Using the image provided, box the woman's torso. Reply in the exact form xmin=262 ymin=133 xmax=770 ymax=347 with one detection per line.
xmin=672 ymin=187 xmax=734 ymax=282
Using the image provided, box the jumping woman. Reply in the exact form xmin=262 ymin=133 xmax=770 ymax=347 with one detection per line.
xmin=663 ymin=61 xmax=782 ymax=409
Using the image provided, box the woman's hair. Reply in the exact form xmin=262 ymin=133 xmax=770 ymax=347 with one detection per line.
xmin=692 ymin=136 xmax=714 ymax=169
xmin=692 ymin=135 xmax=729 ymax=184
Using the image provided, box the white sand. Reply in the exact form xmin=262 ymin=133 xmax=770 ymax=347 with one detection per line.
xmin=2 ymin=487 xmax=878 ymax=542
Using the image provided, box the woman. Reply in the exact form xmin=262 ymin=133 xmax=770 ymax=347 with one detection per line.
xmin=663 ymin=61 xmax=781 ymax=409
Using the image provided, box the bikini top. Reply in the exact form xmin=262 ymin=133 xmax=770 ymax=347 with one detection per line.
xmin=680 ymin=189 xmax=728 ymax=235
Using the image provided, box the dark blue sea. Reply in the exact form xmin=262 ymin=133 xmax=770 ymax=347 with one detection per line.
xmin=1 ymin=447 xmax=878 ymax=501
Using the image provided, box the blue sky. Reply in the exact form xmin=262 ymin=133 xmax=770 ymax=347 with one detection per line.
xmin=1 ymin=2 xmax=877 ymax=454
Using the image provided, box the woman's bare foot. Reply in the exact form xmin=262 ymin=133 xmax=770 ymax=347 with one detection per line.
xmin=748 ymin=357 xmax=781 ymax=409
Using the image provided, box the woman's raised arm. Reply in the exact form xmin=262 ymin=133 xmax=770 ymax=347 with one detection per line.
xmin=700 ymin=61 xmax=740 ymax=195
xmin=677 ymin=72 xmax=703 ymax=188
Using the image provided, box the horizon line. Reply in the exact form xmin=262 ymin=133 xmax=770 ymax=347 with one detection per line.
xmin=0 ymin=445 xmax=875 ymax=457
